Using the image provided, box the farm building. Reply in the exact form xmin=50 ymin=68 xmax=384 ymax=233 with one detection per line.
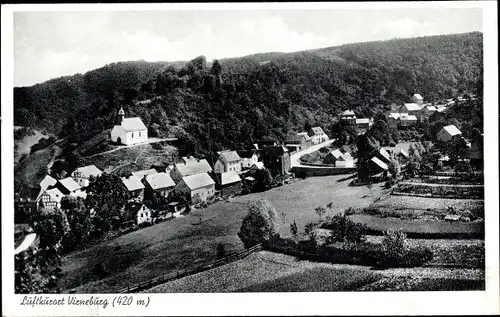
xmin=132 ymin=169 xmax=158 ymax=180
xmin=211 ymin=171 xmax=242 ymax=198
xmin=143 ymin=172 xmax=176 ymax=201
xmin=237 ymin=150 xmax=260 ymax=169
xmin=122 ymin=202 xmax=152 ymax=227
xmin=170 ymin=159 xmax=213 ymax=183
xmin=297 ymin=132 xmax=313 ymax=147
xmin=386 ymin=113 xmax=400 ymax=129
xmin=214 ymin=150 xmax=242 ymax=173
xmin=175 ymin=173 xmax=216 ymax=203
xmin=308 ymin=127 xmax=329 ymax=145
xmin=40 ymin=188 xmax=64 ymax=209
xmin=110 ymin=107 xmax=148 ymax=146
xmin=412 ymin=93 xmax=424 ymax=105
xmin=56 ymin=177 xmax=81 ymax=195
xmin=121 ymin=175 xmax=145 ymax=201
xmin=71 ymin=165 xmax=102 ymax=188
xmin=261 ymin=146 xmax=291 ymax=177
xmin=399 ymin=113 xmax=418 ymax=127
xmin=339 ymin=110 xmax=357 ymax=125
xmin=437 ymin=125 xmax=462 ymax=142
xmin=399 ymin=103 xmax=423 ymax=122
xmin=369 ymin=157 xmax=389 ymax=174
xmin=375 ymin=148 xmax=391 ymax=164
xmin=423 ymin=105 xmax=437 ymax=118
xmin=285 ymin=133 xmax=311 ymax=152
xmin=324 ymin=149 xmax=343 ymax=165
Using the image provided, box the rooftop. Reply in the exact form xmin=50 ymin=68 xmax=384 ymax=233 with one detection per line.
xmin=145 ymin=172 xmax=176 ymax=190
xmin=45 ymin=188 xmax=64 ymax=203
xmin=175 ymin=159 xmax=213 ymax=177
xmin=219 ymin=171 xmax=242 ymax=185
xmin=218 ymin=150 xmax=241 ymax=163
xmin=119 ymin=117 xmax=147 ymax=132
xmin=132 ymin=169 xmax=157 ymax=179
xmin=181 ymin=173 xmax=215 ymax=190
xmin=58 ymin=177 xmax=81 ymax=193
xmin=72 ymin=164 xmax=102 ymax=178
xmin=402 ymin=103 xmax=422 ymax=111
xmin=413 ymin=93 xmax=423 ymax=100
xmin=370 ymin=157 xmax=389 ymax=170
xmin=441 ymin=125 xmax=462 ymax=137
xmin=121 ymin=175 xmax=145 ymax=191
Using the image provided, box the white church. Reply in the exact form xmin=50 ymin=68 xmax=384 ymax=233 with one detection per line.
xmin=110 ymin=107 xmax=148 ymax=145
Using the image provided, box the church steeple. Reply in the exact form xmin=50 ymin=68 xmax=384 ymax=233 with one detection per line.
xmin=118 ymin=107 xmax=125 ymax=124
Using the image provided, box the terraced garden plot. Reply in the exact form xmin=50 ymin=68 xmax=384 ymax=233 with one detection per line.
xmin=370 ymin=195 xmax=484 ymax=214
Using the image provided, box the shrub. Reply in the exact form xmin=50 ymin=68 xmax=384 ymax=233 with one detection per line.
xmin=238 ymin=199 xmax=280 ymax=248
xmin=385 ymin=177 xmax=396 ymax=189
xmin=377 ymin=229 xmax=433 ymax=267
xmin=321 ymin=214 xmax=367 ymax=244
xmin=215 ymin=243 xmax=226 ymax=259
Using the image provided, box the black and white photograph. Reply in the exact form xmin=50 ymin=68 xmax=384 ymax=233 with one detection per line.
xmin=2 ymin=2 xmax=499 ymax=316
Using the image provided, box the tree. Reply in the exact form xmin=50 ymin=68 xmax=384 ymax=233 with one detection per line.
xmin=238 ymin=199 xmax=280 ymax=248
xmin=315 ymin=206 xmax=326 ymax=221
xmin=60 ymin=196 xmax=91 ymax=253
xmin=215 ymin=243 xmax=226 ymax=259
xmin=211 ymin=59 xmax=222 ymax=76
xmin=32 ymin=207 xmax=70 ymax=252
xmin=85 ymin=173 xmax=129 ymax=231
xmin=388 ymin=158 xmax=401 ymax=178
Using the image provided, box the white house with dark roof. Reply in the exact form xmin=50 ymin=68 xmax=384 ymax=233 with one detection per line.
xmin=110 ymin=107 xmax=148 ymax=145
xmin=175 ymin=173 xmax=216 ymax=203
xmin=412 ymin=94 xmax=424 ymax=105
xmin=308 ymin=126 xmax=329 ymax=145
xmin=437 ymin=125 xmax=462 ymax=142
xmin=170 ymin=159 xmax=213 ymax=183
xmin=214 ymin=150 xmax=242 ymax=173
xmin=121 ymin=175 xmax=145 ymax=201
xmin=143 ymin=172 xmax=176 ymax=200
xmin=71 ymin=164 xmax=102 ymax=188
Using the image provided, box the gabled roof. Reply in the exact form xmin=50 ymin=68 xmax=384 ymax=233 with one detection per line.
xmin=329 ymin=149 xmax=344 ymax=160
xmin=70 ymin=190 xmax=87 ymax=200
xmin=39 ymin=175 xmax=57 ymax=191
xmin=181 ymin=173 xmax=215 ymax=190
xmin=297 ymin=132 xmax=312 ymax=141
xmin=425 ymin=106 xmax=437 ymax=112
xmin=45 ymin=188 xmax=64 ymax=203
xmin=399 ymin=149 xmax=409 ymax=158
xmin=400 ymin=114 xmax=418 ymax=121
xmin=58 ymin=177 xmax=81 ymax=193
xmin=378 ymin=148 xmax=391 ymax=162
xmin=440 ymin=125 xmax=462 ymax=137
xmin=356 ymin=118 xmax=371 ymax=124
xmin=310 ymin=127 xmax=325 ymax=135
xmin=72 ymin=165 xmax=102 ymax=178
xmin=175 ymin=159 xmax=213 ymax=177
xmin=15 ymin=233 xmax=38 ymax=255
xmin=132 ymin=169 xmax=157 ymax=179
xmin=370 ymin=157 xmax=389 ymax=170
xmin=342 ymin=152 xmax=354 ymax=162
xmin=402 ymin=103 xmax=422 ymax=111
xmin=145 ymin=172 xmax=175 ymax=190
xmin=182 ymin=156 xmax=198 ymax=164
xmin=341 ymin=110 xmax=356 ymax=116
xmin=120 ymin=117 xmax=147 ymax=132
xmin=388 ymin=113 xmax=400 ymax=120
xmin=219 ymin=171 xmax=242 ymax=185
xmin=250 ymin=162 xmax=265 ymax=170
xmin=444 ymin=214 xmax=461 ymax=221
xmin=218 ymin=151 xmax=241 ymax=162
xmin=121 ymin=175 xmax=145 ymax=191
xmin=413 ymin=94 xmax=423 ymax=100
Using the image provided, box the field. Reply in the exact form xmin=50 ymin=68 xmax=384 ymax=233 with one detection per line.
xmin=349 ymin=214 xmax=484 ymax=239
xmin=145 ymin=250 xmax=484 ymax=293
xmin=80 ymin=143 xmax=177 ymax=174
xmin=58 ymin=174 xmax=386 ymax=293
xmin=145 ymin=251 xmax=383 ymax=293
xmin=371 ymin=195 xmax=484 ymax=213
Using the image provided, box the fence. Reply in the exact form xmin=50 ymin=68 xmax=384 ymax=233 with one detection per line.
xmin=116 ymin=244 xmax=262 ymax=293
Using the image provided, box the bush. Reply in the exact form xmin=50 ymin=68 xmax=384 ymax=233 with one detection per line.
xmin=385 ymin=177 xmax=396 ymax=189
xmin=320 ymin=214 xmax=367 ymax=244
xmin=377 ymin=229 xmax=433 ymax=267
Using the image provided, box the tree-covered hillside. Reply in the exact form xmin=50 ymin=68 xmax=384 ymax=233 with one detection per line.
xmin=14 ymin=32 xmax=483 ymax=159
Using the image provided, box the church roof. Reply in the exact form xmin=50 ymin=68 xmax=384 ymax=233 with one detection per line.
xmin=120 ymin=117 xmax=147 ymax=132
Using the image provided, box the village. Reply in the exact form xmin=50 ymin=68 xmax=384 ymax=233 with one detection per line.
xmin=13 ymin=90 xmax=484 ymax=293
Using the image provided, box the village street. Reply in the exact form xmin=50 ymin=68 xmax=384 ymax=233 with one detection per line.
xmin=290 ymin=139 xmax=335 ymax=167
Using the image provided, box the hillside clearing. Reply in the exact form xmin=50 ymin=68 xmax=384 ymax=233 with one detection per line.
xmin=14 ymin=127 xmax=48 ymax=163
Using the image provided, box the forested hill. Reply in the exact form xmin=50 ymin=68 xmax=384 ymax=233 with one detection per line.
xmin=14 ymin=32 xmax=483 ymax=156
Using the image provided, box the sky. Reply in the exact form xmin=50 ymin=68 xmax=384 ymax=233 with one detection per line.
xmin=14 ymin=8 xmax=482 ymax=87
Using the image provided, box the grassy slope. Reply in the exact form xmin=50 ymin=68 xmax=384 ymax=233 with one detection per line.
xmin=15 ymin=147 xmax=54 ymax=186
xmin=14 ymin=127 xmax=48 ymax=163
xmin=59 ymin=174 xmax=386 ymax=293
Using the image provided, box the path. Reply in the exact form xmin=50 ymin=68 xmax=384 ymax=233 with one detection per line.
xmin=89 ymin=137 xmax=177 ymax=158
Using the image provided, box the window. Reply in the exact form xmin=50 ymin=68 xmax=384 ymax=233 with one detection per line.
xmin=139 ymin=132 xmax=141 ymax=137
xmin=131 ymin=133 xmax=134 ymax=138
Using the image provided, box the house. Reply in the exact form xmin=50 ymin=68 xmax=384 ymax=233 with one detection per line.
xmin=56 ymin=177 xmax=81 ymax=195
xmin=249 ymin=161 xmax=265 ymax=171
xmin=170 ymin=159 xmax=213 ymax=183
xmin=412 ymin=94 xmax=424 ymax=105
xmin=399 ymin=113 xmax=418 ymax=127
xmin=175 ymin=173 xmax=216 ymax=203
xmin=355 ymin=118 xmax=371 ymax=130
xmin=340 ymin=152 xmax=355 ymax=168
xmin=15 ymin=232 xmax=38 ymax=255
xmin=143 ymin=172 xmax=176 ymax=201
xmin=211 ymin=171 xmax=242 ymax=198
xmin=39 ymin=188 xmax=64 ymax=209
xmin=237 ymin=150 xmax=260 ymax=170
xmin=397 ymin=149 xmax=410 ymax=163
xmin=339 ymin=110 xmax=357 ymax=125
xmin=15 ymin=174 xmax=59 ymax=221
xmin=121 ymin=175 xmax=145 ymax=201
xmin=132 ymin=169 xmax=157 ymax=180
xmin=436 ymin=104 xmax=447 ymax=113
xmin=387 ymin=113 xmax=400 ymax=129
xmin=261 ymin=146 xmax=291 ymax=177
xmin=214 ymin=150 xmax=242 ymax=173
xmin=71 ymin=165 xmax=102 ymax=188
xmin=423 ymin=105 xmax=437 ymax=118
xmin=324 ymin=149 xmax=344 ymax=165
xmin=437 ymin=125 xmax=462 ymax=142
xmin=39 ymin=175 xmax=57 ymax=190
xmin=399 ymin=103 xmax=423 ymax=121
xmin=122 ymin=202 xmax=152 ymax=227
xmin=369 ymin=157 xmax=389 ymax=174
xmin=285 ymin=133 xmax=310 ymax=152
xmin=308 ymin=127 xmax=329 ymax=145
xmin=297 ymin=132 xmax=313 ymax=147
xmin=375 ymin=148 xmax=392 ymax=164
xmin=167 ymin=202 xmax=185 ymax=216
xmin=110 ymin=107 xmax=148 ymax=145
